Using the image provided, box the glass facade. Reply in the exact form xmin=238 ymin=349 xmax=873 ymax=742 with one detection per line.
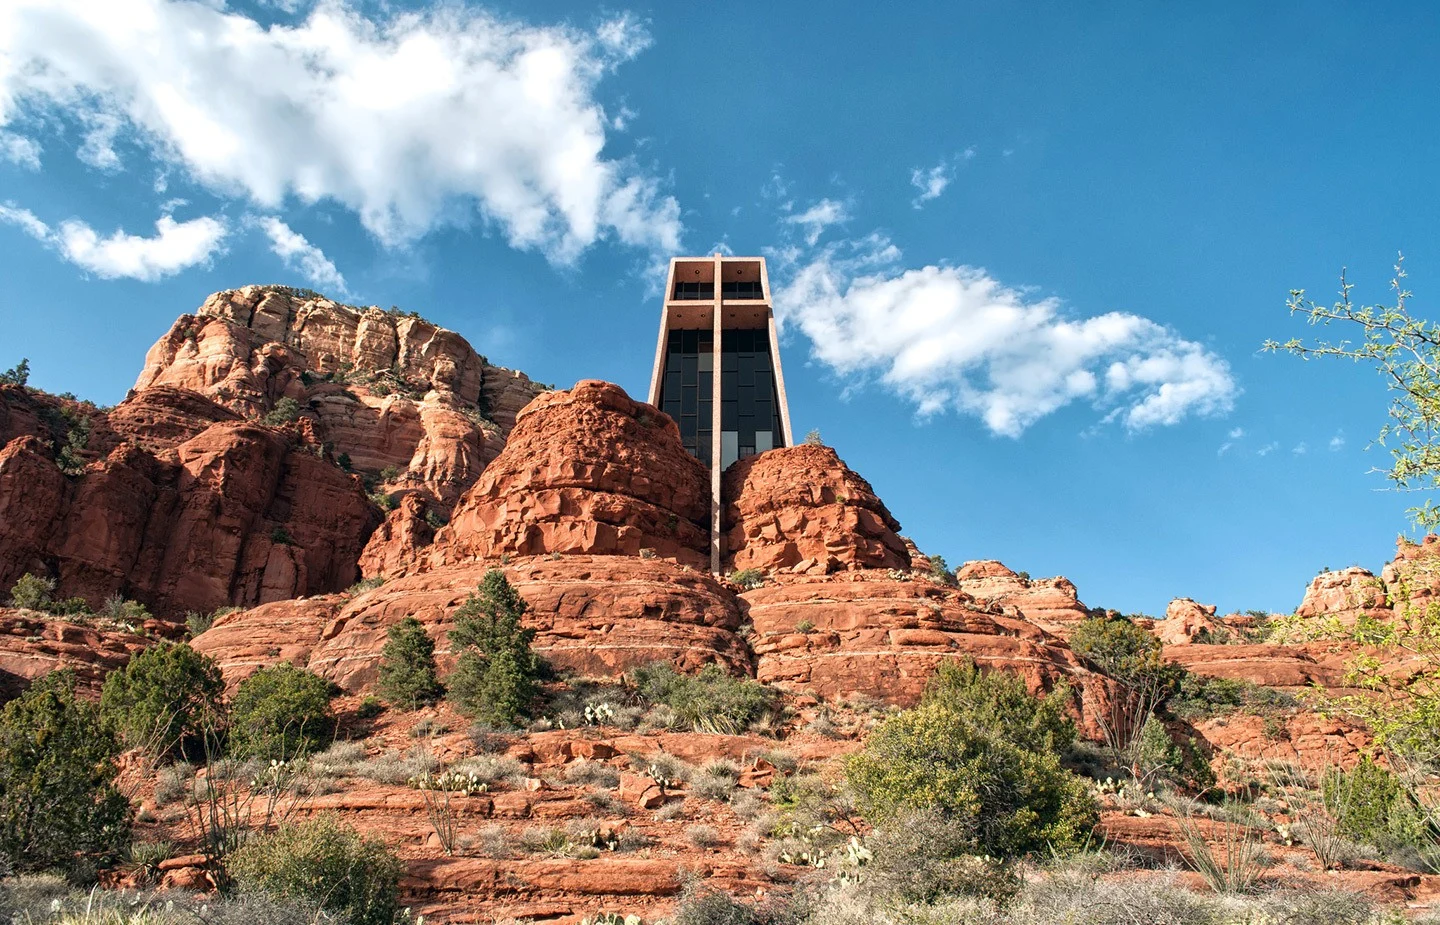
xmin=720 ymin=280 xmax=764 ymax=299
xmin=660 ymin=328 xmax=713 ymax=461
xmin=658 ymin=327 xmax=782 ymax=469
xmin=720 ymin=328 xmax=782 ymax=468
xmin=672 ymin=281 xmax=714 ymax=300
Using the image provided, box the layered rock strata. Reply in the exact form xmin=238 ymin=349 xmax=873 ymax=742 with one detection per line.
xmin=133 ymin=285 xmax=547 ymax=510
xmin=721 ymin=444 xmax=909 ymax=574
xmin=0 ymin=386 xmax=380 ymax=617
xmin=194 ymin=556 xmax=750 ymax=691
xmin=428 ymin=381 xmax=711 ymax=571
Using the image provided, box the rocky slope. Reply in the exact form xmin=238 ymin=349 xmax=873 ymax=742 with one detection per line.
xmin=10 ymin=285 xmax=1440 ymax=921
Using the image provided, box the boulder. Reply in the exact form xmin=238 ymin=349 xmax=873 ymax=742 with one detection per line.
xmin=429 ymin=381 xmax=711 ymax=570
xmin=954 ymin=560 xmax=1091 ymax=635
xmin=722 ymin=444 xmax=909 ymax=573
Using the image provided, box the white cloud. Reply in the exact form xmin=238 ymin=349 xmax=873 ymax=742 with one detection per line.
xmin=1330 ymin=432 xmax=1345 ymax=451
xmin=0 ymin=131 xmax=40 ymax=169
xmin=773 ymin=236 xmax=1238 ymax=437
xmin=785 ymin=199 xmax=850 ymax=246
xmin=910 ymin=163 xmax=952 ymax=208
xmin=1228 ymin=427 xmax=1244 ymax=439
xmin=0 ymin=0 xmax=681 ymax=263
xmin=255 ymin=216 xmax=347 ymax=294
xmin=1258 ymin=441 xmax=1279 ymax=456
xmin=909 ymin=149 xmax=975 ymax=209
xmin=0 ymin=202 xmax=226 ymax=281
xmin=1292 ymin=442 xmax=1308 ymax=455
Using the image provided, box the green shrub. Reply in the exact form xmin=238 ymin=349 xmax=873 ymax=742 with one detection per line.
xmin=369 ymin=491 xmax=398 ymax=511
xmin=1325 ymin=758 xmax=1431 ymax=849
xmin=378 ymin=465 xmax=401 ymax=482
xmin=1167 ymin=673 xmax=1297 ymax=721
xmin=729 ymin=568 xmax=766 ymax=590
xmin=99 ymin=642 xmax=224 ymax=756
xmin=8 ymin=572 xmax=55 ymax=611
xmin=927 ymin=554 xmax=955 ymax=585
xmin=377 ymin=617 xmax=443 ymax=710
xmin=269 ymin=527 xmax=293 ymax=546
xmin=847 ymin=664 xmax=1097 ymax=858
xmin=628 ymin=662 xmax=778 ymax=734
xmin=0 ymin=358 xmax=30 ymax=387
xmin=336 ymin=452 xmax=353 ymax=472
xmin=227 ymin=664 xmax=334 ymax=760
xmin=864 ymin=809 xmax=1022 ymax=904
xmin=1071 ymin=612 xmax=1184 ymax=764
xmin=921 ymin=660 xmax=1075 ymax=753
xmin=228 ymin=814 xmax=402 ymax=925
xmin=0 ymin=671 xmax=132 ymax=873
xmin=98 ymin=594 xmax=151 ymax=625
xmin=447 ymin=569 xmax=541 ymax=726
xmin=1133 ymin=717 xmax=1215 ymax=791
xmin=261 ymin=397 xmax=302 ymax=426
xmin=185 ymin=606 xmax=238 ymax=638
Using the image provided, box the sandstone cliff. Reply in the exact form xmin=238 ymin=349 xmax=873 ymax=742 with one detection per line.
xmin=133 ymin=285 xmax=547 ymax=510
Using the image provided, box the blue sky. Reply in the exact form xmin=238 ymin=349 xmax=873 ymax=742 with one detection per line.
xmin=1 ymin=0 xmax=1436 ymax=616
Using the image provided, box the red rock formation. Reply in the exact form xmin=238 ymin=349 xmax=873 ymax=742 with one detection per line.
xmin=358 ymin=494 xmax=436 ymax=579
xmin=722 ymin=444 xmax=910 ymax=574
xmin=1156 ymin=597 xmax=1238 ymax=645
xmin=954 ymin=560 xmax=1091 ymax=635
xmin=429 ymin=381 xmax=711 ymax=570
xmin=194 ymin=556 xmax=749 ymax=692
xmin=0 ymin=415 xmax=380 ymax=617
xmin=1295 ymin=566 xmax=1388 ymax=625
xmin=742 ymin=572 xmax=1112 ymax=731
xmin=133 ymin=285 xmax=547 ymax=510
xmin=0 ymin=610 xmax=149 ymax=702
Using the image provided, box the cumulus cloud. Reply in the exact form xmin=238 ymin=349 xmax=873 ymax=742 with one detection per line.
xmin=0 ymin=0 xmax=681 ymax=262
xmin=773 ymin=236 xmax=1238 ymax=437
xmin=785 ymin=199 xmax=850 ymax=246
xmin=1258 ymin=441 xmax=1279 ymax=457
xmin=0 ymin=131 xmax=40 ymax=169
xmin=1292 ymin=442 xmax=1308 ymax=455
xmin=0 ymin=202 xmax=226 ymax=281
xmin=1330 ymin=432 xmax=1345 ymax=450
xmin=255 ymin=216 xmax=347 ymax=294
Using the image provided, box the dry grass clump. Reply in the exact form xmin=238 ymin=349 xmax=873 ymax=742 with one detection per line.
xmin=563 ymin=758 xmax=620 ymax=789
xmin=686 ymin=824 xmax=721 ymax=847
xmin=350 ymin=746 xmax=438 ymax=785
xmin=449 ymin=753 xmax=526 ymax=787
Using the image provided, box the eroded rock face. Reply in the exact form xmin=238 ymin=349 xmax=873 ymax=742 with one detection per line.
xmin=954 ymin=560 xmax=1091 ymax=636
xmin=0 ymin=415 xmax=380 ymax=617
xmin=1156 ymin=597 xmax=1237 ymax=645
xmin=742 ymin=572 xmax=1112 ymax=731
xmin=1295 ymin=566 xmax=1389 ymax=625
xmin=194 ymin=556 xmax=749 ymax=691
xmin=0 ymin=610 xmax=149 ymax=702
xmin=722 ymin=444 xmax=909 ymax=574
xmin=133 ymin=285 xmax=547 ymax=511
xmin=429 ymin=381 xmax=711 ymax=570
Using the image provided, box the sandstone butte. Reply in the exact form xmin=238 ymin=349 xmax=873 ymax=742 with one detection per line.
xmin=6 ymin=284 xmax=1440 ymax=921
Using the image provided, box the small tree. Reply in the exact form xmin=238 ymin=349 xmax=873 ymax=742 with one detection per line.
xmin=262 ymin=397 xmax=302 ymax=426
xmin=377 ymin=617 xmax=443 ymax=710
xmin=0 ymin=358 xmax=29 ymax=387
xmin=848 ymin=681 xmax=1097 ymax=858
xmin=228 ymin=663 xmax=334 ymax=760
xmin=100 ymin=642 xmax=225 ymax=757
xmin=8 ymin=572 xmax=55 ymax=611
xmin=0 ymin=670 xmax=132 ymax=872
xmin=1070 ymin=611 xmax=1183 ymax=776
xmin=447 ymin=569 xmax=541 ymax=726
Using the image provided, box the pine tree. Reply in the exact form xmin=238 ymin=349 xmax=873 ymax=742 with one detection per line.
xmin=446 ymin=569 xmax=540 ymax=726
xmin=376 ymin=617 xmax=443 ymax=710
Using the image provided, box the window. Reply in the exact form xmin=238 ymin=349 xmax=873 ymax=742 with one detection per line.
xmin=672 ymin=280 xmax=714 ymax=300
xmin=720 ymin=280 xmax=764 ymax=299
